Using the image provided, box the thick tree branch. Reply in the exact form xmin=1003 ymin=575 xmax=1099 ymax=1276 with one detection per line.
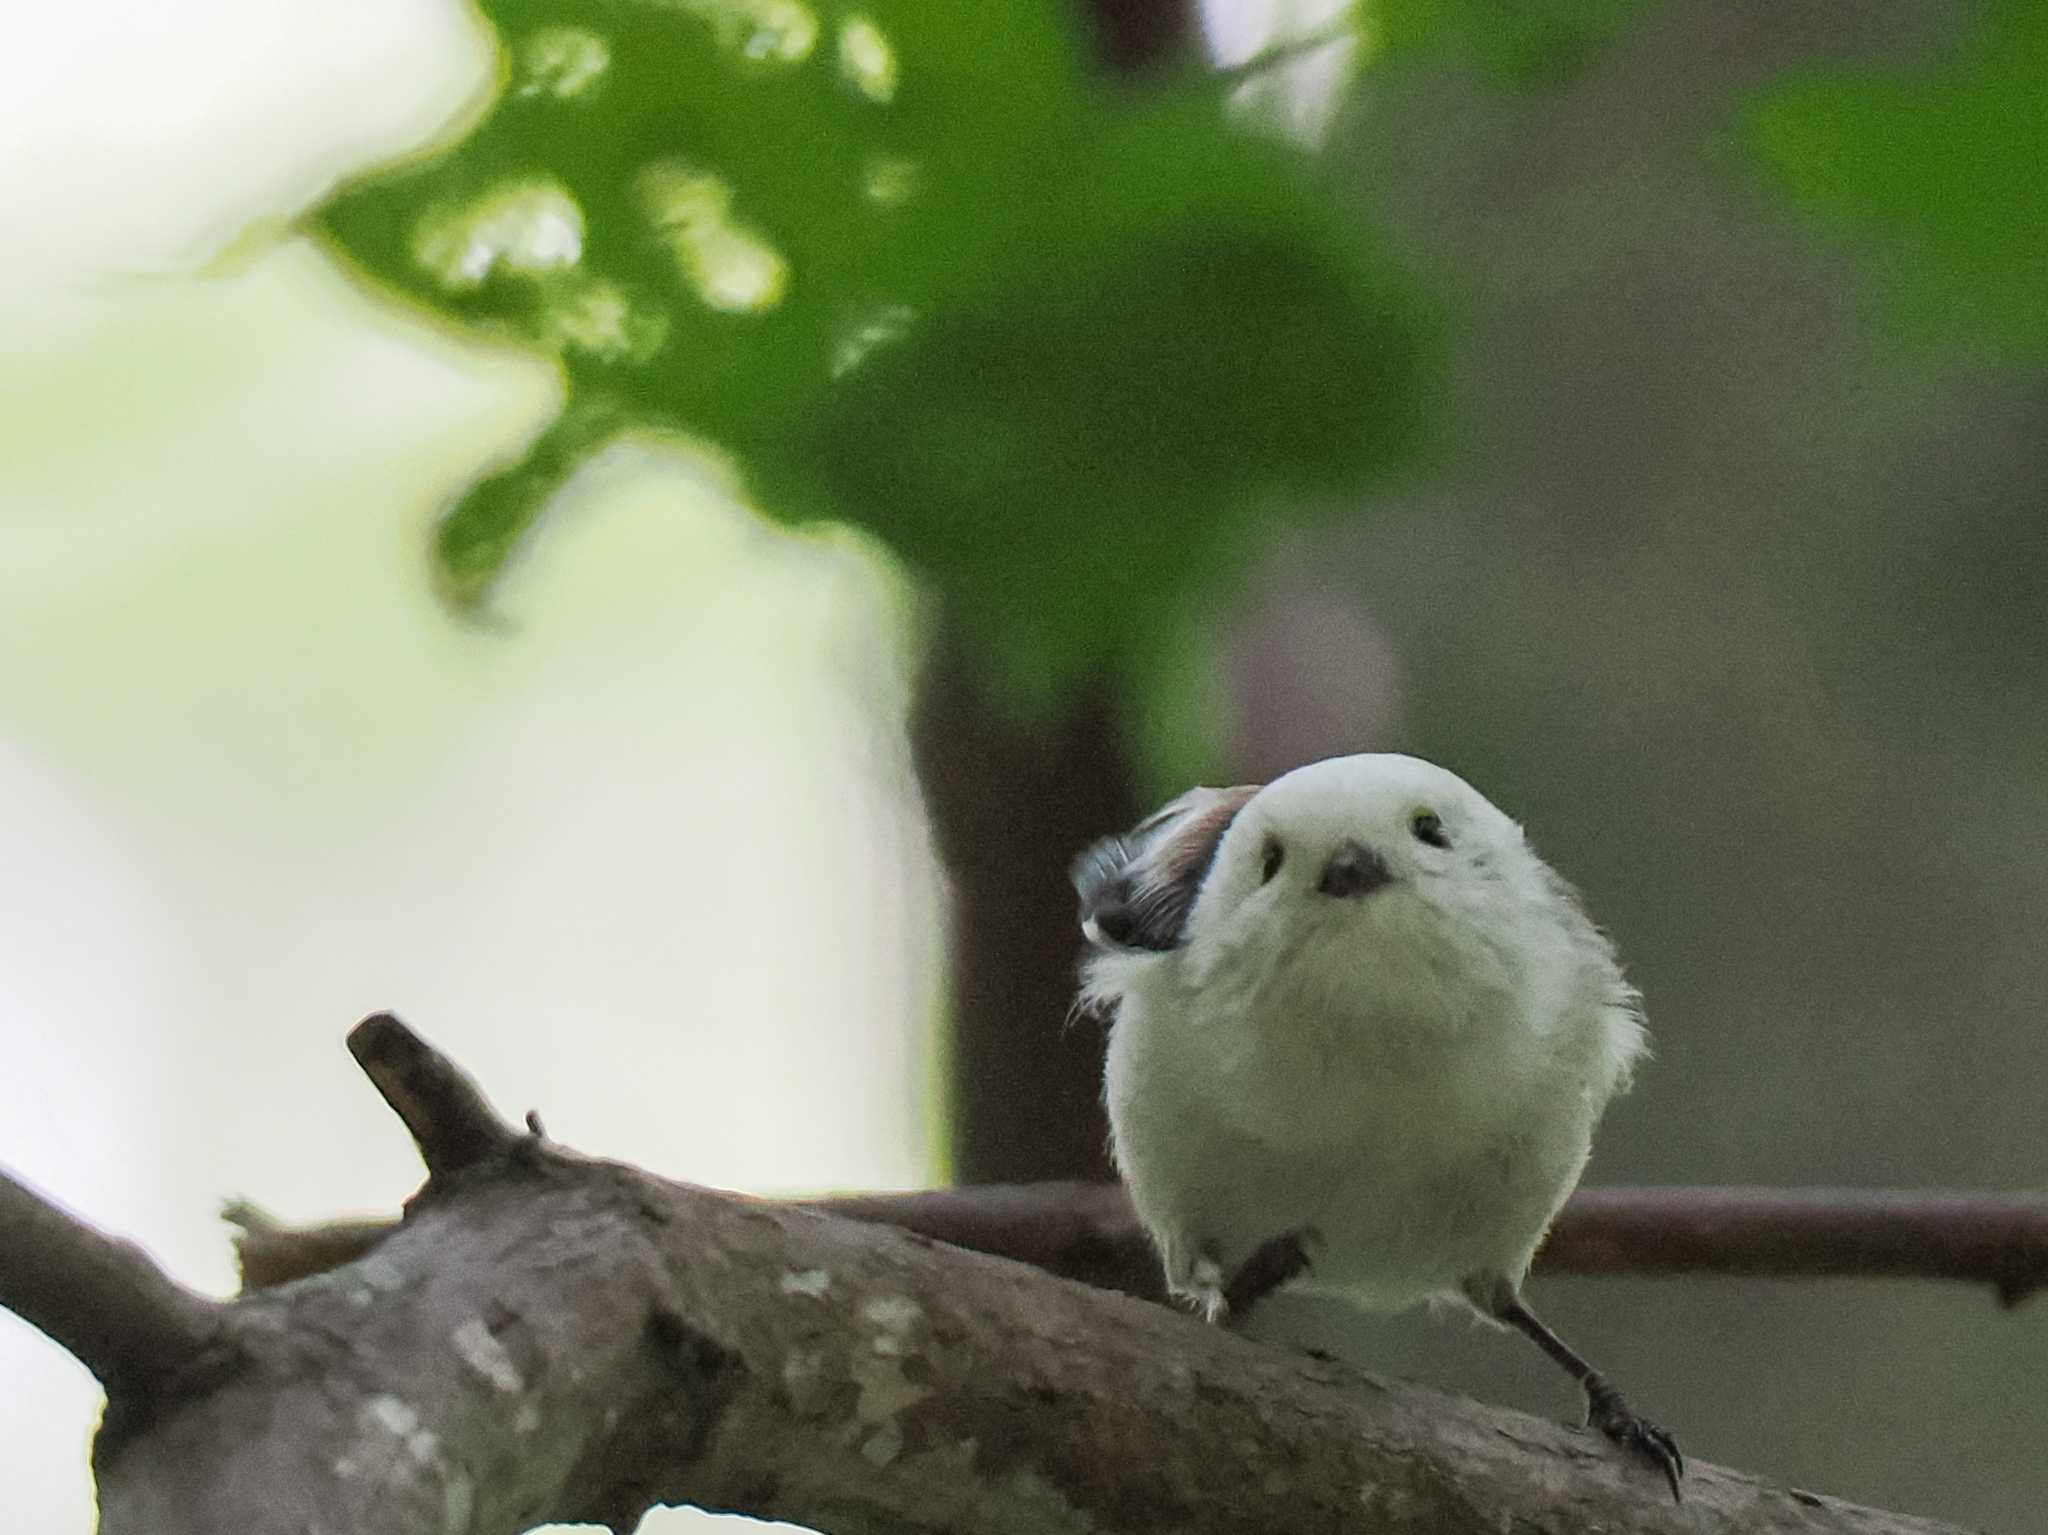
xmin=9 ymin=1016 xmax=1988 ymax=1534
xmin=0 ymin=1166 xmax=227 ymax=1397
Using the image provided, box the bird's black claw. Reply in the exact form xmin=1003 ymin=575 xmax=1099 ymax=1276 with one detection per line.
xmin=1586 ymin=1381 xmax=1684 ymax=1503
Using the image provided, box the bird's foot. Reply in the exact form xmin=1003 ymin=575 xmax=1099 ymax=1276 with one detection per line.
xmin=1585 ymin=1376 xmax=1684 ymax=1503
xmin=1180 ymin=1256 xmax=1230 ymax=1325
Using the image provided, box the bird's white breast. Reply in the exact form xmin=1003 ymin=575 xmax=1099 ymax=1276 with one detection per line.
xmin=1102 ymin=887 xmax=1629 ymax=1311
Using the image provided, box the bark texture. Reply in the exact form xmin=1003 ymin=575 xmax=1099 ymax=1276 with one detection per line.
xmin=0 ymin=1017 xmax=1997 ymax=1535
xmin=99 ymin=1164 xmax=1979 ymax=1535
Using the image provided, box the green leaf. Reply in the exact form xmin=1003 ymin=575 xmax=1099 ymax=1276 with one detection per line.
xmin=312 ymin=0 xmax=1442 ymax=688
xmin=1744 ymin=0 xmax=2048 ymax=354
xmin=1364 ymin=0 xmax=1654 ymax=82
xmin=811 ymin=94 xmax=1441 ymax=689
xmin=433 ymin=397 xmax=627 ymax=609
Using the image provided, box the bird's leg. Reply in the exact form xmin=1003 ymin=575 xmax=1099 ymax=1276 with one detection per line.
xmin=1221 ymin=1227 xmax=1318 ymax=1325
xmin=1487 ymin=1289 xmax=1684 ymax=1502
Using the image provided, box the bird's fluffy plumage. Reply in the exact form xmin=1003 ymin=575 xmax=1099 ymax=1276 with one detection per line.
xmin=1078 ymin=752 xmax=1644 ymax=1319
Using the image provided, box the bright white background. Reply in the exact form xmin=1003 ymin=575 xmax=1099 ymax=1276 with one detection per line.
xmin=0 ymin=2 xmax=953 ymax=1528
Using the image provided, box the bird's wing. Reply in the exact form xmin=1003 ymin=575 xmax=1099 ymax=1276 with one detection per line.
xmin=1071 ymin=784 xmax=1260 ymax=953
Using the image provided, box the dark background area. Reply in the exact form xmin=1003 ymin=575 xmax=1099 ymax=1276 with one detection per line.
xmin=932 ymin=1 xmax=2048 ymax=1527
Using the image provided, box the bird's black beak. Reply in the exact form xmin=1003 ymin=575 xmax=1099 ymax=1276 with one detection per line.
xmin=1317 ymin=840 xmax=1392 ymax=899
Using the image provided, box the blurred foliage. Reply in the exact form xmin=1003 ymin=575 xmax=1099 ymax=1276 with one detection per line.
xmin=303 ymin=0 xmax=2047 ymax=704
xmin=314 ymin=0 xmax=1442 ymax=692
xmin=1745 ymin=0 xmax=2048 ymax=355
xmin=1367 ymin=0 xmax=1650 ymax=81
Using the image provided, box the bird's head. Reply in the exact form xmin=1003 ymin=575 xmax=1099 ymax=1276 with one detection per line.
xmin=1190 ymin=753 xmax=1529 ymax=942
xmin=1077 ymin=754 xmax=1540 ymax=966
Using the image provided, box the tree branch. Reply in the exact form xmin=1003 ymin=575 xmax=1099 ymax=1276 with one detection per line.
xmin=821 ymin=1181 xmax=2048 ymax=1309
xmin=8 ymin=1016 xmax=1988 ymax=1534
xmin=349 ymin=1010 xmax=521 ymax=1178
xmin=810 ymin=1181 xmax=1167 ymax=1300
xmin=0 ymin=1166 xmax=227 ymax=1399
xmin=1547 ymin=1186 xmax=2048 ymax=1307
xmin=236 ymin=1177 xmax=2048 ymax=1309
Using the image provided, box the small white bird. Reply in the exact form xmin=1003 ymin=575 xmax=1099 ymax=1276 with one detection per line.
xmin=1073 ymin=752 xmax=1681 ymax=1497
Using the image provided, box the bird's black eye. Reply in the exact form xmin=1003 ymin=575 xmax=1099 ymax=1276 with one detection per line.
xmin=1411 ymin=810 xmax=1450 ymax=849
xmin=1260 ymin=837 xmax=1285 ymax=885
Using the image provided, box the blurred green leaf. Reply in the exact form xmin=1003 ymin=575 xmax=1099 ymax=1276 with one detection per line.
xmin=433 ymin=397 xmax=627 ymax=609
xmin=314 ymin=0 xmax=1441 ymax=687
xmin=1365 ymin=0 xmax=1653 ymax=81
xmin=809 ymin=96 xmax=1440 ymax=689
xmin=1745 ymin=0 xmax=2048 ymax=354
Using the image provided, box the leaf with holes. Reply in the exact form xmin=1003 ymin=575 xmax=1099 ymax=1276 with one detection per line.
xmin=314 ymin=0 xmax=1440 ymax=686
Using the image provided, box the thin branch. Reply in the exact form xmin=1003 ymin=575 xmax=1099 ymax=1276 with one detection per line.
xmin=813 ymin=1180 xmax=1165 ymax=1298
xmin=819 ymin=1182 xmax=2048 ymax=1307
xmin=347 ymin=1011 xmax=519 ymax=1178
xmin=0 ymin=1166 xmax=226 ymax=1394
xmin=222 ymin=1201 xmax=403 ymax=1292
xmin=1549 ymin=1186 xmax=2048 ymax=1307
xmin=1207 ymin=7 xmax=1362 ymax=94
xmin=231 ymin=1177 xmax=2048 ymax=1309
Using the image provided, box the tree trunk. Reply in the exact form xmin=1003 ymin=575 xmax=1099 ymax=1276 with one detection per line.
xmin=916 ymin=0 xmax=1199 ymax=1185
